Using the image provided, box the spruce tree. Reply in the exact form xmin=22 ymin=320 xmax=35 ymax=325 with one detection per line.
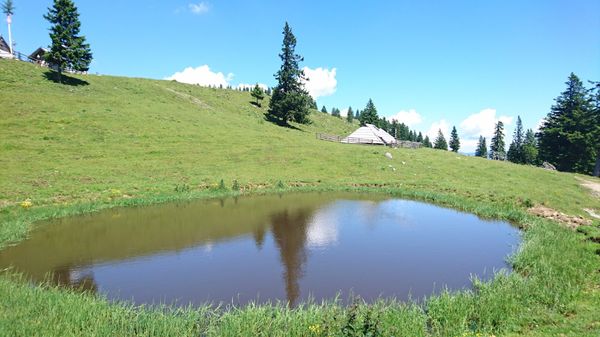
xmin=475 ymin=136 xmax=488 ymax=158
xmin=449 ymin=126 xmax=460 ymax=152
xmin=250 ymin=84 xmax=265 ymax=107
xmin=331 ymin=107 xmax=341 ymax=118
xmin=507 ymin=116 xmax=525 ymax=163
xmin=490 ymin=121 xmax=506 ymax=160
xmin=321 ymin=105 xmax=327 ymax=113
xmin=522 ymin=129 xmax=539 ymax=165
xmin=268 ymin=22 xmax=311 ymax=124
xmin=423 ymin=136 xmax=432 ymax=148
xmin=416 ymin=132 xmax=423 ymax=143
xmin=433 ymin=129 xmax=448 ymax=150
xmin=590 ymin=81 xmax=600 ymax=176
xmin=44 ymin=0 xmax=92 ymax=82
xmin=346 ymin=106 xmax=354 ymax=123
xmin=354 ymin=109 xmax=360 ymax=120
xmin=359 ymin=99 xmax=379 ymax=126
xmin=538 ymin=73 xmax=596 ymax=173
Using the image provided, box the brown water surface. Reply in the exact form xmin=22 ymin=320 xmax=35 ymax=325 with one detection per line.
xmin=0 ymin=193 xmax=520 ymax=306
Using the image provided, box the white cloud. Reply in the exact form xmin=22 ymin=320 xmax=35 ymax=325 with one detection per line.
xmin=534 ymin=118 xmax=545 ymax=133
xmin=339 ymin=108 xmax=349 ymax=117
xmin=189 ymin=2 xmax=210 ymax=15
xmin=389 ymin=109 xmax=422 ymax=127
xmin=426 ymin=119 xmax=450 ymax=143
xmin=165 ymin=65 xmax=233 ymax=87
xmin=237 ymin=83 xmax=268 ymax=91
xmin=458 ymin=108 xmax=514 ymax=153
xmin=302 ymin=67 xmax=337 ymax=99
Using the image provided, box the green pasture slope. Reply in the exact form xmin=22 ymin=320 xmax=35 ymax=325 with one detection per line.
xmin=0 ymin=59 xmax=599 ymax=336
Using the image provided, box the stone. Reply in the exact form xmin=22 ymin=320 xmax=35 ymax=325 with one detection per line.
xmin=385 ymin=152 xmax=393 ymax=159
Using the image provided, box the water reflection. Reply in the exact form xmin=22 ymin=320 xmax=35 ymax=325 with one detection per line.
xmin=0 ymin=193 xmax=519 ymax=307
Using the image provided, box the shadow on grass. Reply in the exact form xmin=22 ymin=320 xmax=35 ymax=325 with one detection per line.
xmin=263 ymin=113 xmax=303 ymax=131
xmin=249 ymin=101 xmax=263 ymax=108
xmin=43 ymin=71 xmax=89 ymax=86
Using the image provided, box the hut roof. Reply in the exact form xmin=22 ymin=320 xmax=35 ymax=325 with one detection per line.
xmin=0 ymin=36 xmax=10 ymax=53
xmin=342 ymin=124 xmax=397 ymax=145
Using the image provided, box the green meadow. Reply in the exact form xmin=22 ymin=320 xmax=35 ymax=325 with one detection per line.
xmin=1 ymin=59 xmax=599 ymax=336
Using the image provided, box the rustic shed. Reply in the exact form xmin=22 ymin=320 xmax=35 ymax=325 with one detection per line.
xmin=0 ymin=36 xmax=13 ymax=59
xmin=341 ymin=124 xmax=398 ymax=146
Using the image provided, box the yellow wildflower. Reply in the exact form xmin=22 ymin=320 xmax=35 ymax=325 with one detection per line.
xmin=308 ymin=324 xmax=321 ymax=334
xmin=20 ymin=199 xmax=32 ymax=209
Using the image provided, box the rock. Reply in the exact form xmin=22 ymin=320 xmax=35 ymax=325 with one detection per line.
xmin=542 ymin=162 xmax=557 ymax=171
xmin=385 ymin=152 xmax=393 ymax=159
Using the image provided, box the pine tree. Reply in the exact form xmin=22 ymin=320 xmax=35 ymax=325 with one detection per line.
xmin=354 ymin=109 xmax=360 ymax=120
xmin=423 ymin=136 xmax=432 ymax=148
xmin=490 ymin=121 xmax=506 ymax=160
xmin=507 ymin=116 xmax=525 ymax=163
xmin=449 ymin=126 xmax=460 ymax=152
xmin=44 ymin=0 xmax=93 ymax=82
xmin=359 ymin=99 xmax=379 ymax=126
xmin=2 ymin=0 xmax=14 ymax=55
xmin=321 ymin=105 xmax=327 ymax=113
xmin=250 ymin=84 xmax=265 ymax=107
xmin=475 ymin=136 xmax=488 ymax=158
xmin=590 ymin=81 xmax=600 ymax=176
xmin=331 ymin=107 xmax=341 ymax=117
xmin=433 ymin=129 xmax=448 ymax=150
xmin=522 ymin=129 xmax=539 ymax=165
xmin=416 ymin=132 xmax=423 ymax=143
xmin=268 ymin=22 xmax=311 ymax=124
xmin=346 ymin=106 xmax=354 ymax=123
xmin=538 ymin=73 xmax=596 ymax=173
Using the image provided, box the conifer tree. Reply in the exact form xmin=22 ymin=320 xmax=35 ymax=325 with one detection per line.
xmin=359 ymin=99 xmax=379 ymax=126
xmin=475 ymin=136 xmax=488 ymax=158
xmin=490 ymin=121 xmax=506 ymax=160
xmin=346 ymin=106 xmax=354 ymax=123
xmin=331 ymin=107 xmax=341 ymax=117
xmin=423 ymin=136 xmax=432 ymax=148
xmin=433 ymin=129 xmax=448 ymax=150
xmin=416 ymin=132 xmax=423 ymax=143
xmin=507 ymin=116 xmax=525 ymax=163
xmin=44 ymin=0 xmax=92 ymax=82
xmin=522 ymin=129 xmax=539 ymax=165
xmin=321 ymin=105 xmax=327 ymax=113
xmin=251 ymin=84 xmax=265 ymax=107
xmin=268 ymin=22 xmax=311 ymax=124
xmin=538 ymin=73 xmax=596 ymax=173
xmin=354 ymin=109 xmax=360 ymax=120
xmin=590 ymin=81 xmax=600 ymax=176
xmin=449 ymin=126 xmax=460 ymax=152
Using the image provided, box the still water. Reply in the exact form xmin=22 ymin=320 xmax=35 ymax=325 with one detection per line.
xmin=0 ymin=193 xmax=520 ymax=306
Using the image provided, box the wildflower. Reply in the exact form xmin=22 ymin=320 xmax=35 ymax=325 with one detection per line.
xmin=308 ymin=324 xmax=321 ymax=334
xmin=20 ymin=199 xmax=32 ymax=209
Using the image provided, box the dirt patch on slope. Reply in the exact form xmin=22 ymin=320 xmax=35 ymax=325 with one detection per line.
xmin=529 ymin=205 xmax=592 ymax=229
xmin=577 ymin=177 xmax=600 ymax=198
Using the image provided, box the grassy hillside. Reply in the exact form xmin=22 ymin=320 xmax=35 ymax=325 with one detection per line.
xmin=0 ymin=59 xmax=599 ymax=336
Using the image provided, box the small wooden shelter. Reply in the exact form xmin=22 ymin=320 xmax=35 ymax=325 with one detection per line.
xmin=0 ymin=36 xmax=13 ymax=59
xmin=341 ymin=124 xmax=398 ymax=146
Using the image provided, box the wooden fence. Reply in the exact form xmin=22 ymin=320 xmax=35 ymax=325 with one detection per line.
xmin=316 ymin=133 xmax=422 ymax=149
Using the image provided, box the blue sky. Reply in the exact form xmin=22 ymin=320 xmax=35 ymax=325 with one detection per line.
xmin=4 ymin=0 xmax=600 ymax=151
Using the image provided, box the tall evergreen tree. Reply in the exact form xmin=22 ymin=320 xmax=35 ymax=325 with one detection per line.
xmin=331 ymin=107 xmax=341 ymax=117
xmin=416 ymin=132 xmax=423 ymax=143
xmin=321 ymin=105 xmax=327 ymax=113
xmin=490 ymin=121 xmax=506 ymax=160
xmin=475 ymin=136 xmax=488 ymax=158
xmin=346 ymin=106 xmax=354 ymax=123
xmin=2 ymin=0 xmax=14 ymax=55
xmin=590 ymin=81 xmax=600 ymax=176
xmin=433 ymin=129 xmax=448 ymax=150
xmin=359 ymin=99 xmax=379 ymax=126
xmin=354 ymin=109 xmax=360 ymax=120
xmin=44 ymin=0 xmax=93 ymax=82
xmin=449 ymin=126 xmax=460 ymax=152
xmin=522 ymin=129 xmax=539 ymax=165
xmin=268 ymin=22 xmax=311 ymax=124
xmin=507 ymin=116 xmax=525 ymax=163
xmin=250 ymin=84 xmax=265 ymax=107
xmin=538 ymin=73 xmax=596 ymax=173
xmin=423 ymin=136 xmax=432 ymax=148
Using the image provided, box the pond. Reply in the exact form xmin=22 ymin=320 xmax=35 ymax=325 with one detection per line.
xmin=0 ymin=193 xmax=520 ymax=307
